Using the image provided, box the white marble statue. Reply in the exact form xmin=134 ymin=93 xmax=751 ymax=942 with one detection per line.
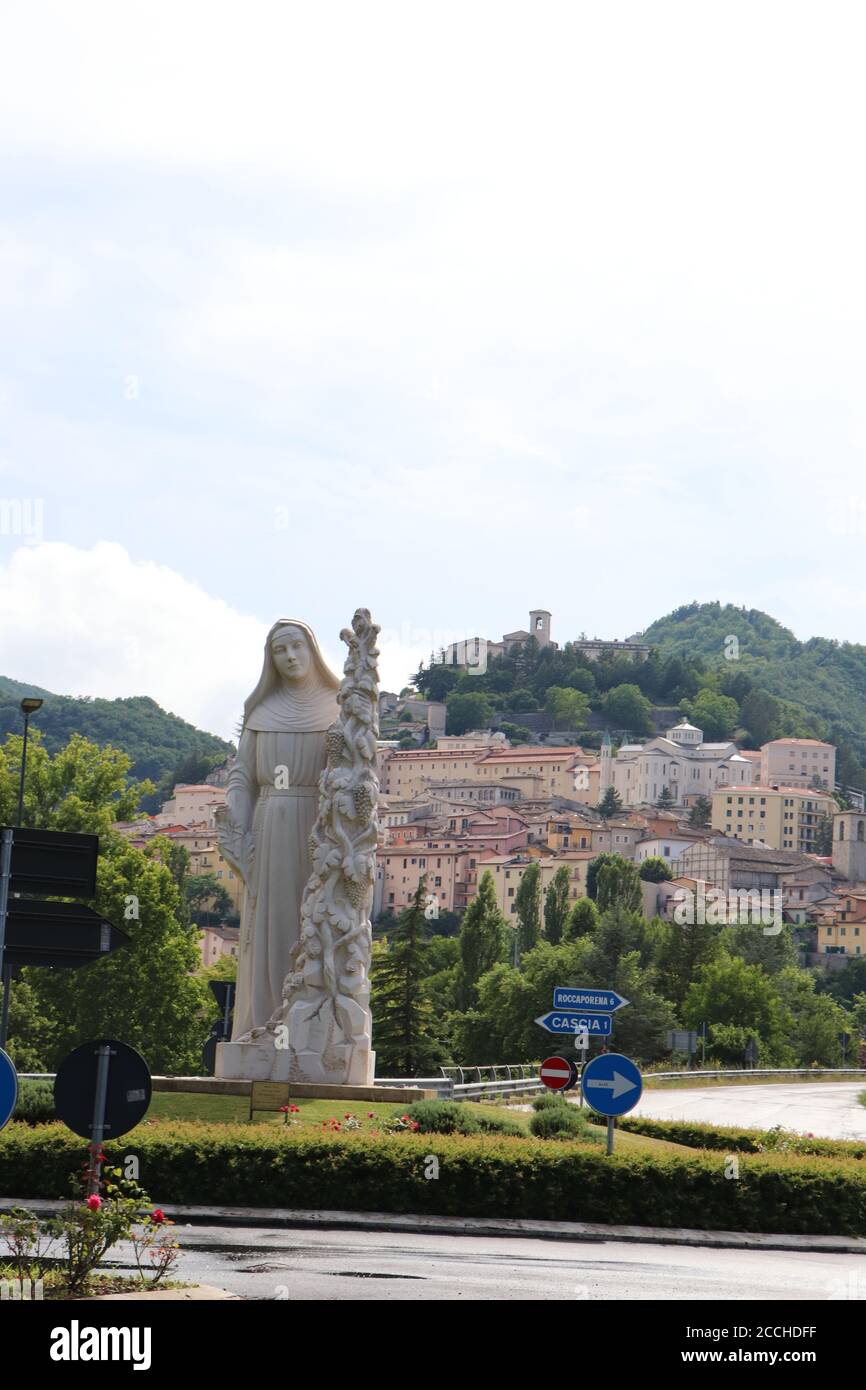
xmin=215 ymin=610 xmax=378 ymax=1085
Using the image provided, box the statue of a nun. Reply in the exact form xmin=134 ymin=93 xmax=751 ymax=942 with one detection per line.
xmin=219 ymin=620 xmax=340 ymax=1040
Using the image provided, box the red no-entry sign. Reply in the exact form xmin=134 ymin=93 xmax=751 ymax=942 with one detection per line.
xmin=540 ymin=1055 xmax=577 ymax=1091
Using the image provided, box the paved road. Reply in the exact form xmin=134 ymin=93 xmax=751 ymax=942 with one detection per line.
xmin=631 ymin=1082 xmax=866 ymax=1139
xmin=105 ymin=1225 xmax=864 ymax=1301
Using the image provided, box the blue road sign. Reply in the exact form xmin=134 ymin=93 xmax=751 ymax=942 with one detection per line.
xmin=0 ymin=1048 xmax=18 ymax=1131
xmin=553 ymin=987 xmax=629 ymax=1012
xmin=535 ymin=1011 xmax=613 ymax=1037
xmin=580 ymin=1052 xmax=642 ymax=1117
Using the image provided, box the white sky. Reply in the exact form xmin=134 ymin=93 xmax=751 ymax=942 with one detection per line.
xmin=1 ymin=2 xmax=865 ymax=739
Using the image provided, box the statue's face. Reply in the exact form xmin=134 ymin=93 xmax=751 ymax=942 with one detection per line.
xmin=271 ymin=627 xmax=312 ymax=681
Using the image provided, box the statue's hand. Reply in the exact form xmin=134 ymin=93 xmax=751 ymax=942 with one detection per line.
xmin=243 ymin=831 xmax=256 ymax=879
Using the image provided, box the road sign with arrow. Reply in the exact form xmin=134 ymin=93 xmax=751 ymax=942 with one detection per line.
xmin=580 ymin=1052 xmax=643 ymax=1117
xmin=535 ymin=1010 xmax=613 ymax=1037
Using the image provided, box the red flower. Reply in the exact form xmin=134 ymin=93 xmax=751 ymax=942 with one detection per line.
xmin=289 ymin=1105 xmax=300 ymax=1113
xmin=279 ymin=1105 xmax=289 ymax=1113
xmin=151 ymin=1209 xmax=166 ymax=1224
xmin=86 ymin=1194 xmax=102 ymax=1211
xmin=344 ymin=1112 xmax=351 ymax=1119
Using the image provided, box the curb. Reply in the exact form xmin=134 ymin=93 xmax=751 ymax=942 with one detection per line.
xmin=2 ymin=1197 xmax=864 ymax=1255
xmin=85 ymin=1284 xmax=240 ymax=1301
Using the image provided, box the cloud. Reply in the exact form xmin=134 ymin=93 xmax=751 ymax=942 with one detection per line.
xmin=0 ymin=541 xmax=417 ymax=737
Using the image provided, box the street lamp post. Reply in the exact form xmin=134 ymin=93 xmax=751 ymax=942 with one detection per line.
xmin=17 ymin=698 xmax=43 ymax=826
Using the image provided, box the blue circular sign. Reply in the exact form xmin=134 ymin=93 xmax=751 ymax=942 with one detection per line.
xmin=0 ymin=1048 xmax=19 ymax=1131
xmin=580 ymin=1052 xmax=642 ymax=1117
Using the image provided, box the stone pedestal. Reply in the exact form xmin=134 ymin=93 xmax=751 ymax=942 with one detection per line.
xmin=215 ymin=1040 xmax=375 ymax=1086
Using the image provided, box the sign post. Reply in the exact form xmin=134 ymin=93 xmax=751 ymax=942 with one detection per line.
xmin=574 ymin=1027 xmax=589 ymax=1106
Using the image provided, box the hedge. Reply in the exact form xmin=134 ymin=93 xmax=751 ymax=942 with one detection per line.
xmin=1 ymin=1121 xmax=865 ymax=1236
xmin=589 ymin=1114 xmax=866 ymax=1160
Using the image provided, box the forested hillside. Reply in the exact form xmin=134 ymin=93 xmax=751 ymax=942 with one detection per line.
xmin=412 ymin=601 xmax=866 ymax=789
xmin=0 ymin=681 xmax=234 ymax=809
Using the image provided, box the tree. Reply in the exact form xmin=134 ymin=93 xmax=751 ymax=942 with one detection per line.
xmin=683 ymin=953 xmax=789 ymax=1064
xmin=739 ymin=689 xmax=781 ymax=747
xmin=682 ymin=691 xmax=739 ymax=742
xmin=775 ymin=967 xmax=852 ymax=1067
xmin=596 ymin=858 xmax=642 ymax=914
xmin=0 ymin=733 xmax=212 ymax=1074
xmin=583 ymin=905 xmax=650 ymax=980
xmin=597 ymin=787 xmax=623 ymax=820
xmin=586 ymin=852 xmax=619 ymax=899
xmin=720 ymin=921 xmax=799 ymax=975
xmin=515 ymin=862 xmax=542 ymax=958
xmin=639 ymin=856 xmax=673 ymax=883
xmin=653 ymin=916 xmax=721 ymax=1011
xmin=655 ymin=785 xmax=676 ymax=810
xmin=604 ymin=684 xmax=653 ymax=735
xmin=508 ymin=688 xmax=538 ymax=711
xmin=458 ymin=871 xmax=508 ymax=1005
xmin=445 ymin=690 xmax=494 ymax=735
xmin=543 ymin=866 xmax=571 ymax=944
xmin=0 ymin=729 xmax=151 ymax=832
xmin=689 ymin=796 xmax=712 ymax=828
xmin=449 ymin=939 xmax=592 ymax=1063
xmin=544 ymin=687 xmax=591 ymax=729
xmin=28 ymin=832 xmax=211 ymax=1073
xmin=815 ymin=814 xmax=834 ymax=856
xmin=371 ymin=880 xmax=446 ymax=1075
xmin=185 ymin=873 xmax=234 ymax=924
xmin=565 ymin=897 xmax=599 ymax=940
xmin=498 ymin=722 xmax=533 ymax=744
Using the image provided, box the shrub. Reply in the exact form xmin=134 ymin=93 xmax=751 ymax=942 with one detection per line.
xmin=474 ymin=1113 xmax=524 ymax=1137
xmin=398 ymin=1101 xmax=480 ymax=1135
xmin=2 ymin=1121 xmax=866 ymax=1236
xmin=531 ymin=1092 xmax=572 ymax=1111
xmin=402 ymin=1101 xmax=524 ymax=1138
xmin=596 ymin=1115 xmax=866 ymax=1160
xmin=13 ymin=1081 xmax=55 ymax=1126
xmin=529 ymin=1107 xmax=595 ymax=1141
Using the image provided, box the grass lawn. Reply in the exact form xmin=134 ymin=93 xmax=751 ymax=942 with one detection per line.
xmin=142 ymin=1091 xmax=696 ymax=1157
xmin=145 ymin=1092 xmax=511 ymax=1130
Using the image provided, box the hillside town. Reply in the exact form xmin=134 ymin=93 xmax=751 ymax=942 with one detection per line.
xmin=118 ymin=610 xmax=866 ymax=974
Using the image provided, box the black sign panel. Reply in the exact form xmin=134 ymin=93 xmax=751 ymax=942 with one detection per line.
xmin=3 ymin=827 xmax=98 ymax=897
xmin=2 ymin=899 xmax=129 ymax=968
xmin=54 ymin=1039 xmax=151 ymax=1139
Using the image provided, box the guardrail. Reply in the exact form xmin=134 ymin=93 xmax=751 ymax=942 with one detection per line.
xmin=643 ymin=1067 xmax=866 ymax=1082
xmin=454 ymin=1077 xmax=542 ymax=1101
xmin=373 ymin=1077 xmax=454 ymax=1098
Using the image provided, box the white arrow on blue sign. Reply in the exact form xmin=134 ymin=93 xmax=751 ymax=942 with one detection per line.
xmin=535 ymin=1011 xmax=613 ymax=1037
xmin=580 ymin=1052 xmax=643 ymax=1117
xmin=553 ymin=987 xmax=629 ymax=1012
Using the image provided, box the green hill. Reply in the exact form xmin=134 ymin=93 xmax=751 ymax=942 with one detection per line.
xmin=413 ymin=600 xmax=866 ymax=789
xmin=642 ymin=602 xmax=866 ymax=776
xmin=0 ymin=681 xmax=234 ymax=808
